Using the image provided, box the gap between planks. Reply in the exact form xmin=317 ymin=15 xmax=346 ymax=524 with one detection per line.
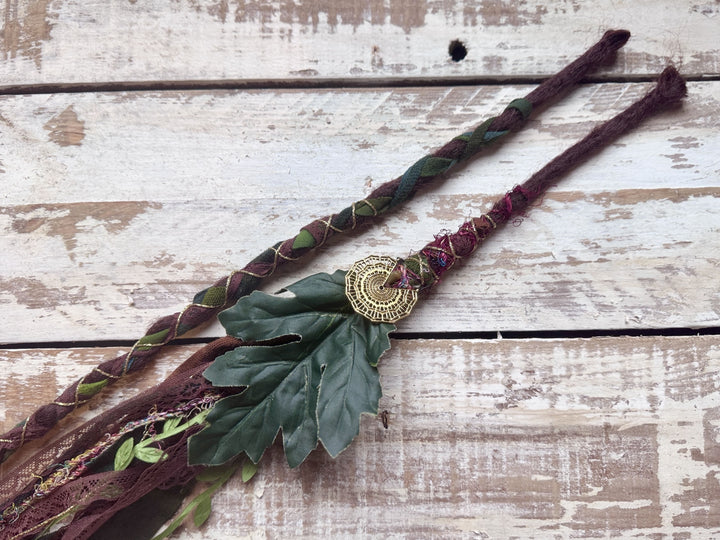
xmin=1 ymin=73 xmax=719 ymax=97
xmin=3 ymin=327 xmax=720 ymax=351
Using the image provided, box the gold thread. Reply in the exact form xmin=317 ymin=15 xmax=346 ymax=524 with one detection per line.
xmin=236 ymin=267 xmax=271 ymax=278
xmin=328 ymin=219 xmax=344 ymax=233
xmin=317 ymin=217 xmax=333 ymax=245
xmin=421 ymin=256 xmax=438 ymax=282
xmin=423 ymin=246 xmax=454 ymax=259
xmin=275 ymin=239 xmax=301 ymax=261
xmin=53 ymin=399 xmax=90 ymax=407
xmin=93 ymin=367 xmax=118 ymax=379
xmin=10 ymin=505 xmax=79 ymax=540
xmin=416 ymin=249 xmax=443 ymax=280
xmin=359 ymin=198 xmax=379 ymax=216
xmin=483 ymin=213 xmax=497 ymax=229
xmin=468 ymin=222 xmax=482 ymax=243
xmin=350 ymin=202 xmax=358 ymax=230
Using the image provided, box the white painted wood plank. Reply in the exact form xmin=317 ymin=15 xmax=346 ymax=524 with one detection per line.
xmin=0 ymin=0 xmax=718 ymax=86
xmin=1 ymin=336 xmax=719 ymax=537
xmin=1 ymin=83 xmax=715 ymax=206
xmin=0 ymin=189 xmax=718 ymax=342
xmin=0 ymin=82 xmax=717 ymax=342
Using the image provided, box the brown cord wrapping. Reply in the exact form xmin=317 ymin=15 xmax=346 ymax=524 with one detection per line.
xmin=0 ymin=30 xmax=633 ymax=462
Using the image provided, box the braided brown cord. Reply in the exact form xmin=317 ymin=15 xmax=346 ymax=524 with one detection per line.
xmin=391 ymin=66 xmax=688 ymax=291
xmin=1 ymin=63 xmax=687 ymax=540
xmin=0 ymin=30 xmax=631 ymax=462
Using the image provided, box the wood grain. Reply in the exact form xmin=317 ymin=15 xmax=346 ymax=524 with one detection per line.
xmin=0 ymin=1 xmax=718 ymax=86
xmin=0 ymin=1 xmax=718 ymax=537
xmin=1 ymin=83 xmax=718 ymax=342
xmin=2 ymin=336 xmax=719 ymax=537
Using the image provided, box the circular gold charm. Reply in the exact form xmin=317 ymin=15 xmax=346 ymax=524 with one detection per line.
xmin=345 ymin=255 xmax=418 ymax=323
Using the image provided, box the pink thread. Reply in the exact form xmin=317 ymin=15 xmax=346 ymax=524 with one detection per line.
xmin=454 ymin=221 xmax=480 ymax=257
xmin=513 ymin=184 xmax=535 ymax=200
xmin=421 ymin=221 xmax=480 ymax=283
xmin=499 ymin=193 xmax=514 ymax=220
xmin=389 ymin=260 xmax=422 ymax=290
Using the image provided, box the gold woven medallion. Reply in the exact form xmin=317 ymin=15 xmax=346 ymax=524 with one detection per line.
xmin=345 ymin=255 xmax=418 ymax=323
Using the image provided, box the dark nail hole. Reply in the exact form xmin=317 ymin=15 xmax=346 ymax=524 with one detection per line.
xmin=448 ymin=39 xmax=467 ymax=62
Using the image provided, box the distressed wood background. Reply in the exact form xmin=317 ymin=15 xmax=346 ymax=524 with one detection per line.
xmin=0 ymin=1 xmax=719 ymax=538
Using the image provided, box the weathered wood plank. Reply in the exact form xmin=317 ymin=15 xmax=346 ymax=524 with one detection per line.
xmin=1 ymin=336 xmax=719 ymax=537
xmin=0 ymin=0 xmax=718 ymax=86
xmin=1 ymin=188 xmax=718 ymax=342
xmin=1 ymin=82 xmax=718 ymax=342
xmin=2 ymin=83 xmax=716 ymax=206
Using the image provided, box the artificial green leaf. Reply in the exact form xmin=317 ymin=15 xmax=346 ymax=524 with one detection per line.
xmin=284 ymin=270 xmax=355 ymax=311
xmin=317 ymin=316 xmax=389 ymax=456
xmin=192 ymin=495 xmax=212 ymax=528
xmin=195 ymin=463 xmax=236 ymax=484
xmin=149 ymin=494 xmax=202 ymax=540
xmin=135 ymin=328 xmax=170 ymax=352
xmin=189 ymin=351 xmax=322 ymax=467
xmin=189 ymin=408 xmax=211 ymax=426
xmin=291 ymin=229 xmax=316 ymax=250
xmin=241 ymin=460 xmax=258 ymax=482
xmin=189 ymin=271 xmax=394 ymax=469
xmin=77 ymin=378 xmax=110 ymax=397
xmin=114 ymin=437 xmax=135 ymax=471
xmin=217 ymin=270 xmax=352 ymax=340
xmin=162 ymin=416 xmax=183 ymax=435
xmin=151 ymin=464 xmax=237 ymax=540
xmin=134 ymin=446 xmax=167 ymax=464
xmin=354 ymin=197 xmax=392 ymax=216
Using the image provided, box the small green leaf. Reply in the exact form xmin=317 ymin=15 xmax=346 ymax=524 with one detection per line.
xmin=162 ymin=416 xmax=183 ymax=435
xmin=241 ymin=460 xmax=258 ymax=483
xmin=150 ymin=500 xmax=198 ymax=540
xmin=195 ymin=464 xmax=235 ymax=483
xmin=114 ymin=437 xmax=135 ymax=471
xmin=135 ymin=328 xmax=170 ymax=351
xmin=134 ymin=446 xmax=167 ymax=464
xmin=151 ymin=464 xmax=238 ymax=540
xmin=291 ymin=229 xmax=316 ymax=250
xmin=192 ymin=496 xmax=212 ymax=528
xmin=354 ymin=197 xmax=392 ymax=216
xmin=77 ymin=378 xmax=109 ymax=397
xmin=196 ymin=285 xmax=227 ymax=307
xmin=189 ymin=408 xmax=211 ymax=426
xmin=420 ymin=156 xmax=454 ymax=177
